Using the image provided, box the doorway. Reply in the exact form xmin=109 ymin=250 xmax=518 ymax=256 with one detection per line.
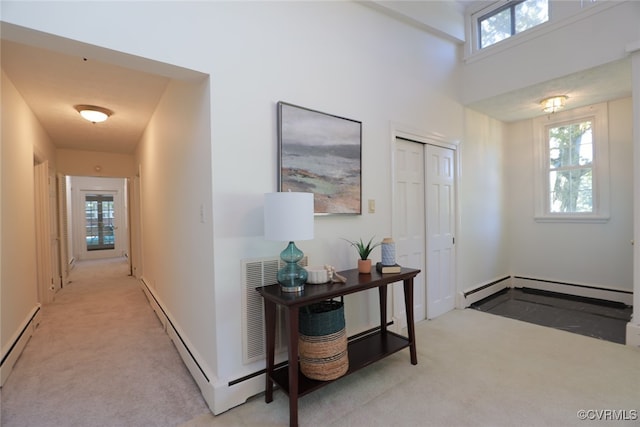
xmin=393 ymin=135 xmax=457 ymax=322
xmin=71 ymin=177 xmax=129 ymax=262
xmin=84 ymin=193 xmax=116 ymax=252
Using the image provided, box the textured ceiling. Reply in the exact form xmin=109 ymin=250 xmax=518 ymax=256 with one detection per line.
xmin=466 ymin=58 xmax=632 ymax=123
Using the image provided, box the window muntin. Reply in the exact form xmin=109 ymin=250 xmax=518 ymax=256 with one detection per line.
xmin=533 ymin=103 xmax=609 ymax=223
xmin=478 ymin=0 xmax=549 ymax=49
xmin=547 ymin=120 xmax=593 ymax=213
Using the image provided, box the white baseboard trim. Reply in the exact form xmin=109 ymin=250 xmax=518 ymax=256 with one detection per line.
xmin=213 ymin=373 xmax=266 ymax=415
xmin=457 ymin=276 xmax=511 ymax=308
xmin=626 ymin=322 xmax=640 ymax=347
xmin=138 ymin=278 xmax=217 ymax=413
xmin=1 ymin=304 xmax=41 ymax=386
xmin=512 ymin=276 xmax=633 ymax=306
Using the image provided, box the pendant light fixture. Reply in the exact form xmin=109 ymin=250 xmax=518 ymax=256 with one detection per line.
xmin=75 ymin=105 xmax=113 ymax=123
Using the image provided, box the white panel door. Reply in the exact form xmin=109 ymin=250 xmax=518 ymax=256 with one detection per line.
xmin=425 ymin=144 xmax=456 ymax=319
xmin=393 ymin=139 xmax=426 ymax=326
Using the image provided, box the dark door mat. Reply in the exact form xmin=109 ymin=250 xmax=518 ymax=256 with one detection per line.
xmin=470 ymin=288 xmax=632 ymax=344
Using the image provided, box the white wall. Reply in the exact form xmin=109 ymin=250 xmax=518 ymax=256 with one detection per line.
xmin=507 ymin=97 xmax=633 ymax=290
xmin=135 ymin=77 xmax=216 ymax=383
xmin=1 ymin=0 xmax=466 ymax=411
xmin=204 ymin=1 xmax=464 ymax=397
xmin=458 ymin=108 xmax=509 ymax=291
xmin=57 ymin=149 xmax=135 ymax=178
xmin=0 ymin=70 xmax=52 ymax=382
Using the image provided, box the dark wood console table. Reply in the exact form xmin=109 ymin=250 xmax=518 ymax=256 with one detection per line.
xmin=257 ymin=267 xmax=420 ymax=427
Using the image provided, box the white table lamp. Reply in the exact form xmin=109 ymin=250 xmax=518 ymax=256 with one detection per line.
xmin=264 ymin=192 xmax=314 ymax=292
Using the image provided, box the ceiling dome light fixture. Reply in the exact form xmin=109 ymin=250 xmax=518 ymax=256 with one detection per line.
xmin=75 ymin=105 xmax=113 ymax=123
xmin=540 ymin=95 xmax=568 ymax=114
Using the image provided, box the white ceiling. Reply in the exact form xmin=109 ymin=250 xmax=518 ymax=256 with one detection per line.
xmin=0 ymin=3 xmax=632 ymax=156
xmin=467 ymin=58 xmax=632 ymax=122
xmin=2 ymin=40 xmax=170 ymax=154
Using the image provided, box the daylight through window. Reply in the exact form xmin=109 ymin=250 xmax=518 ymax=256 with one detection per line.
xmin=533 ymin=102 xmax=609 ymax=223
xmin=548 ymin=121 xmax=593 ymax=213
xmin=478 ymin=0 xmax=549 ymax=49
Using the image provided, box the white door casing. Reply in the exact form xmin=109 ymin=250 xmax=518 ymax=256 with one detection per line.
xmin=71 ymin=177 xmax=128 ymax=261
xmin=79 ymin=189 xmax=124 ymax=260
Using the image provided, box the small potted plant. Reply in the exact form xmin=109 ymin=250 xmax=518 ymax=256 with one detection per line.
xmin=344 ymin=236 xmax=381 ymax=274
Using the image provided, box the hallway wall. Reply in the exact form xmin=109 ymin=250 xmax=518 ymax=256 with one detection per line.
xmin=0 ymin=71 xmax=54 ymax=384
xmin=57 ymin=149 xmax=135 ymax=178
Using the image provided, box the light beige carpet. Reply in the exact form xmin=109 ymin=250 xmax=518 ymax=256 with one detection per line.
xmin=186 ymin=308 xmax=640 ymax=427
xmin=3 ymin=258 xmax=639 ymax=426
xmin=1 ymin=257 xmax=210 ymax=427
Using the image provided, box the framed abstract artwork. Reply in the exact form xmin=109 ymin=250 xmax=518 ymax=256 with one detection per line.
xmin=277 ymin=101 xmax=362 ymax=215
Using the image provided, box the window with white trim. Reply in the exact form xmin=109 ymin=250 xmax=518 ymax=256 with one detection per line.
xmin=476 ymin=0 xmax=549 ymax=49
xmin=533 ymin=103 xmax=609 ymax=222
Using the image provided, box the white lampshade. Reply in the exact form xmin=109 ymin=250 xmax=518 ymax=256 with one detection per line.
xmin=264 ymin=192 xmax=314 ymax=241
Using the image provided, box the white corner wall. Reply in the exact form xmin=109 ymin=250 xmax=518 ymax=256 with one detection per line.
xmin=506 ymin=97 xmax=633 ymax=291
xmin=135 ymin=76 xmax=216 ymax=390
xmin=458 ymin=108 xmax=510 ymax=292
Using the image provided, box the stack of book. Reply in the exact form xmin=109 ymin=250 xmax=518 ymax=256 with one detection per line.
xmin=376 ymin=262 xmax=401 ymax=273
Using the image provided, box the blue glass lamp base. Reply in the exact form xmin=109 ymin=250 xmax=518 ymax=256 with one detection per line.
xmin=278 ymin=241 xmax=308 ymax=293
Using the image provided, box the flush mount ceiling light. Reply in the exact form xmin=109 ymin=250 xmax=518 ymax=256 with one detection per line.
xmin=540 ymin=95 xmax=568 ymax=114
xmin=75 ymin=105 xmax=113 ymax=123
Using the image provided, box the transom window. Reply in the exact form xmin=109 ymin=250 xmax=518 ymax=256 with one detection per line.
xmin=478 ymin=0 xmax=549 ymax=49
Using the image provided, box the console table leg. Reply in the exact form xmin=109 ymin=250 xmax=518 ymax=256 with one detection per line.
xmin=264 ymin=299 xmax=276 ymax=403
xmin=379 ymin=285 xmax=388 ymax=333
xmin=403 ymin=278 xmax=418 ymax=365
xmin=286 ymin=306 xmax=300 ymax=427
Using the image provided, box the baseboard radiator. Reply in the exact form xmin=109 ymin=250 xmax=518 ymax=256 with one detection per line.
xmin=0 ymin=304 xmax=41 ymax=386
xmin=458 ymin=276 xmax=511 ymax=308
xmin=512 ymin=276 xmax=633 ymax=306
xmin=458 ymin=275 xmax=633 ymax=308
xmin=138 ymin=278 xmax=214 ymax=406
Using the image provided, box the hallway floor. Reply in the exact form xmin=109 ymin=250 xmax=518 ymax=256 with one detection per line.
xmin=471 ymin=287 xmax=632 ymax=344
xmin=1 ymin=257 xmax=210 ymax=427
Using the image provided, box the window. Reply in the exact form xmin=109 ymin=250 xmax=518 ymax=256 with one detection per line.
xmin=533 ymin=103 xmax=609 ymax=222
xmin=478 ymin=0 xmax=549 ymax=49
xmin=548 ymin=120 xmax=593 ymax=213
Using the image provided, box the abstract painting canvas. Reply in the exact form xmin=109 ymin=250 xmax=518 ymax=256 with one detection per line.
xmin=277 ymin=102 xmax=362 ymax=215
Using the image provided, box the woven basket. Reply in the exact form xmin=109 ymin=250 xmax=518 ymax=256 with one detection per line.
xmin=299 ymin=300 xmax=349 ymax=381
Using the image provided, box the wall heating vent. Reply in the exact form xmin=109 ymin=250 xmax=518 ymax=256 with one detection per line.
xmin=241 ymin=256 xmax=307 ymax=364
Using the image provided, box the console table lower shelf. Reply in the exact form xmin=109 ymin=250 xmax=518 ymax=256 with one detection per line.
xmin=257 ymin=267 xmax=421 ymax=427
xmin=271 ymin=329 xmax=410 ymax=397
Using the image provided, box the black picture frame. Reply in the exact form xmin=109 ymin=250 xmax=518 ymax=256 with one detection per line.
xmin=277 ymin=101 xmax=362 ymax=215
